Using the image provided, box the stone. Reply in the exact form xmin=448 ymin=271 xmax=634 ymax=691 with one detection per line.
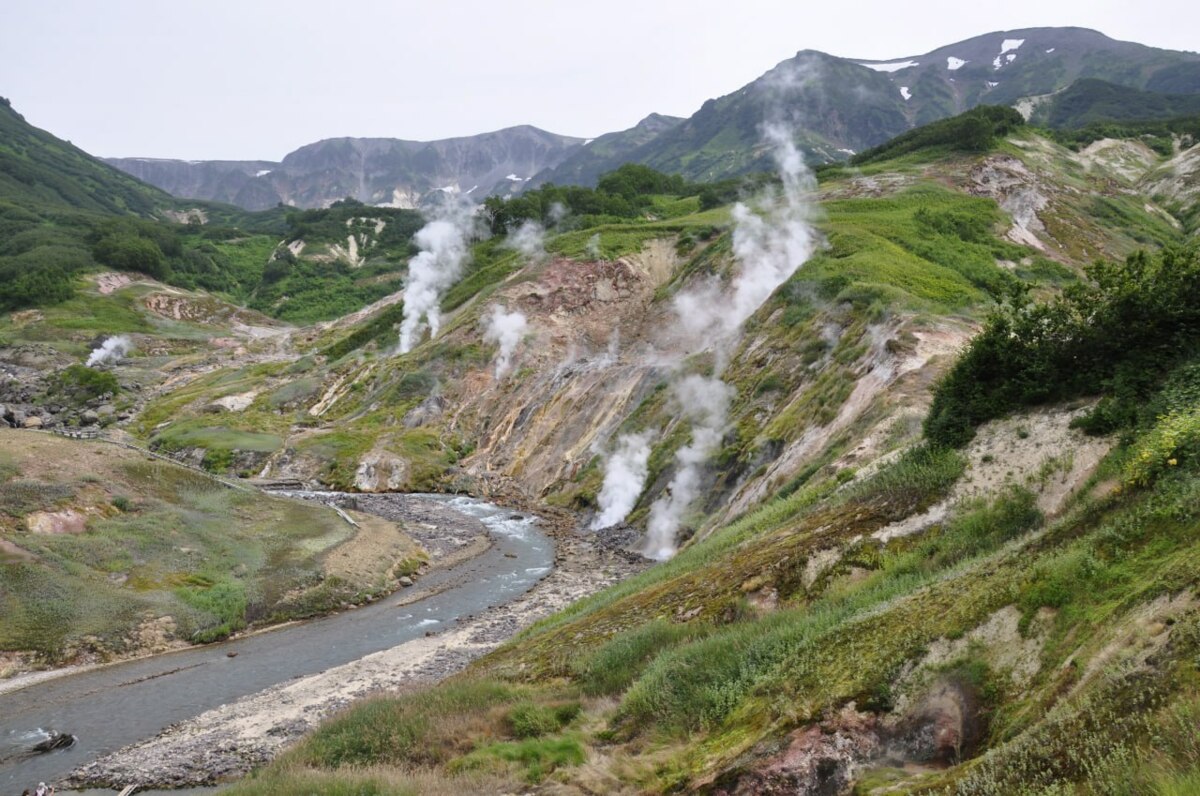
xmin=96 ymin=404 xmax=116 ymax=417
xmin=22 ymin=415 xmax=43 ymax=429
xmin=82 ymin=409 xmax=100 ymax=423
xmin=398 ymin=576 xmax=414 ymax=587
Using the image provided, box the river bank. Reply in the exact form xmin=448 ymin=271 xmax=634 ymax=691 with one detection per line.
xmin=64 ymin=498 xmax=646 ymax=790
xmin=2 ymin=494 xmax=557 ymax=792
xmin=0 ymin=491 xmax=488 ymax=696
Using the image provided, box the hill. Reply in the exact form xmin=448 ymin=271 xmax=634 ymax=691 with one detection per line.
xmin=184 ymin=120 xmax=1200 ymax=794
xmin=0 ymin=97 xmax=173 ymax=215
xmin=0 ymin=430 xmax=423 ymax=667
xmin=1036 ymin=77 xmax=1200 ymax=128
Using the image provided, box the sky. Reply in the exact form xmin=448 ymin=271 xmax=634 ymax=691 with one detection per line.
xmin=2 ymin=0 xmax=1197 ymax=161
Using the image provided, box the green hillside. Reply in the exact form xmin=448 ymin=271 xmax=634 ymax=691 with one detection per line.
xmin=175 ymin=113 xmax=1200 ymax=794
xmin=1039 ymin=78 xmax=1200 ymax=129
xmin=0 ymin=99 xmax=431 ymax=322
xmin=5 ymin=61 xmax=1200 ymax=794
xmin=0 ymin=97 xmax=172 ymax=214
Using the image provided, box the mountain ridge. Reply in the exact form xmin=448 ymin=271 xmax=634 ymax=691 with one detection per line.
xmin=105 ymin=124 xmax=587 ymax=211
xmin=103 ymin=27 xmax=1200 ymax=209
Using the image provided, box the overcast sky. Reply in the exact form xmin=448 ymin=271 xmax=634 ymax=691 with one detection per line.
xmin=2 ymin=0 xmax=1196 ymax=160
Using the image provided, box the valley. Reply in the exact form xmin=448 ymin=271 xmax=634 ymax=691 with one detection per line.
xmin=2 ymin=19 xmax=1200 ymax=795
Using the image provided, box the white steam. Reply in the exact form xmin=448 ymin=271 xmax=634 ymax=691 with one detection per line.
xmin=585 ymin=233 xmax=602 ymax=260
xmin=483 ymin=305 xmax=528 ymax=378
xmin=674 ymin=123 xmax=816 ymax=350
xmin=644 ymin=375 xmax=734 ymax=559
xmin=398 ymin=202 xmax=476 ymax=354
xmin=598 ymin=123 xmax=817 ymax=559
xmin=86 ymin=335 xmax=133 ymax=367
xmin=590 ymin=432 xmax=652 ymax=530
xmin=504 ymin=219 xmax=547 ymax=262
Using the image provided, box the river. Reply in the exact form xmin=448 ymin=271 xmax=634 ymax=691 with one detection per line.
xmin=0 ymin=494 xmax=553 ymax=792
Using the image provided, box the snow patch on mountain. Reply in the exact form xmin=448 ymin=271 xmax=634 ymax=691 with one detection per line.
xmin=899 ymin=86 xmax=911 ymax=100
xmin=947 ymin=57 xmax=967 ymax=70
xmin=859 ymin=60 xmax=919 ymax=73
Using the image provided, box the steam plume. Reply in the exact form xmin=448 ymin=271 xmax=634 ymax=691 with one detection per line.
xmin=643 ymin=375 xmax=733 ymax=559
xmin=483 ymin=305 xmax=528 ymax=378
xmin=399 ymin=202 xmax=476 ymax=353
xmin=636 ymin=123 xmax=817 ymax=559
xmin=585 ymin=233 xmax=602 ymax=260
xmin=590 ymin=432 xmax=652 ymax=530
xmin=504 ymin=219 xmax=547 ymax=262
xmin=674 ymin=123 xmax=816 ymax=350
xmin=86 ymin=335 xmax=133 ymax=367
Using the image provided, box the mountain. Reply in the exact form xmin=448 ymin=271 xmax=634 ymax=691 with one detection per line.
xmin=105 ymin=28 xmax=1200 ymax=205
xmin=106 ymin=126 xmax=587 ymax=211
xmin=535 ymin=27 xmax=1200 ymax=185
xmin=1035 ymin=77 xmax=1200 ymax=128
xmin=0 ymin=97 xmax=173 ymax=215
xmin=525 ymin=112 xmax=683 ymax=188
xmin=853 ymin=26 xmax=1200 ymax=121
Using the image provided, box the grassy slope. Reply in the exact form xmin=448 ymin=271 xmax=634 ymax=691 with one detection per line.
xmin=216 ymin=129 xmax=1200 ymax=792
xmin=0 ymin=431 xmax=422 ymax=665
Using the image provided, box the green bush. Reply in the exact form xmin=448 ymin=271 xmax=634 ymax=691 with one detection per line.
xmin=175 ymin=575 xmax=248 ymax=642
xmin=92 ymin=232 xmax=166 ymax=277
xmin=50 ymin=364 xmax=119 ymax=404
xmin=452 ymin=736 xmax=586 ymax=783
xmin=572 ymin=619 xmax=708 ymax=696
xmin=505 ymin=701 xmax=581 ymax=738
xmin=926 ymin=247 xmax=1200 ymax=447
xmin=851 ymin=105 xmax=1025 ymax=166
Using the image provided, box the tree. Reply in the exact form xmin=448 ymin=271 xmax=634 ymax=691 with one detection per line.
xmin=92 ymin=233 xmax=166 ymax=277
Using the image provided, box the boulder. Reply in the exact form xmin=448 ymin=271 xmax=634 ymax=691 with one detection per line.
xmin=22 ymin=415 xmax=43 ymax=429
xmin=82 ymin=409 xmax=100 ymax=423
xmin=96 ymin=404 xmax=116 ymax=417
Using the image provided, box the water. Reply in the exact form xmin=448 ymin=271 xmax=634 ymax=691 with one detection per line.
xmin=0 ymin=494 xmax=553 ymax=792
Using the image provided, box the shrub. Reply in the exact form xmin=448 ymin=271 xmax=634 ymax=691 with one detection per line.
xmin=1123 ymin=407 xmax=1200 ymax=487
xmin=92 ymin=232 xmax=167 ymax=277
xmin=49 ymin=364 xmax=119 ymax=405
xmin=926 ymin=247 xmax=1200 ymax=447
xmin=573 ymin=619 xmax=705 ymax=696
xmin=452 ymin=736 xmax=586 ymax=783
xmin=505 ymin=701 xmax=581 ymax=738
xmin=851 ymin=105 xmax=1025 ymax=166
